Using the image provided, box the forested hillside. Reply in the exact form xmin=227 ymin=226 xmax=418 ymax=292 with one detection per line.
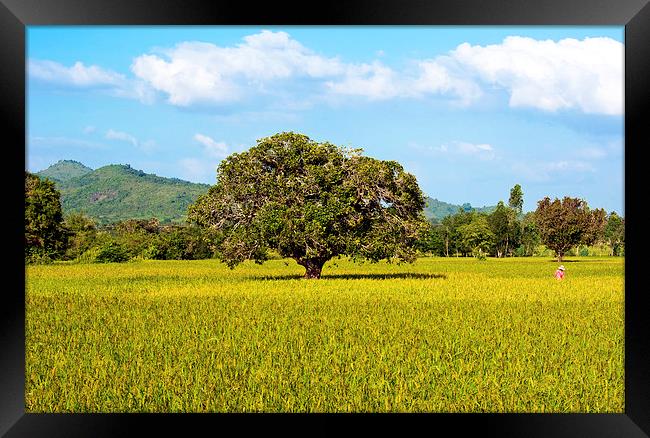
xmin=37 ymin=160 xmax=494 ymax=225
xmin=37 ymin=161 xmax=210 ymax=225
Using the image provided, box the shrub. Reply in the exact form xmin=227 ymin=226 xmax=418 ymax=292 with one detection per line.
xmin=25 ymin=252 xmax=54 ymax=265
xmin=74 ymin=247 xmax=102 ymax=264
xmin=94 ymin=241 xmax=130 ymax=263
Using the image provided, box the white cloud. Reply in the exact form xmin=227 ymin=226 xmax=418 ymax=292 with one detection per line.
xmin=83 ymin=126 xmax=96 ymax=134
xmin=105 ymin=129 xmax=156 ymax=151
xmin=327 ymin=36 xmax=622 ymax=113
xmin=193 ymin=134 xmax=228 ymax=158
xmin=29 ymin=59 xmax=125 ymax=88
xmin=448 ymin=36 xmax=623 ymax=115
xmin=131 ymin=30 xmax=344 ymax=106
xmin=326 ymin=62 xmax=400 ymax=100
xmin=325 ymin=59 xmax=481 ymax=104
xmin=130 ymin=30 xmax=482 ymax=106
xmin=29 ymin=59 xmax=155 ymax=104
xmin=30 ymin=33 xmax=623 ymax=116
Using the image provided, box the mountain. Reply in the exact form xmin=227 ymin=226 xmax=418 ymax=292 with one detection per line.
xmin=36 ymin=160 xmax=496 ymax=225
xmin=423 ymin=197 xmax=496 ymax=223
xmin=36 ymin=160 xmax=93 ymax=183
xmin=37 ymin=162 xmax=210 ymax=225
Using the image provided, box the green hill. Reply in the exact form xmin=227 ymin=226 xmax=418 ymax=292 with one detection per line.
xmin=36 ymin=160 xmax=496 ymax=225
xmin=37 ymin=162 xmax=211 ymax=225
xmin=36 ymin=160 xmax=93 ymax=183
xmin=424 ymin=197 xmax=496 ymax=223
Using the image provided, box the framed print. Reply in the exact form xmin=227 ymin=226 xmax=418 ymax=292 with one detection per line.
xmin=4 ymin=0 xmax=649 ymax=435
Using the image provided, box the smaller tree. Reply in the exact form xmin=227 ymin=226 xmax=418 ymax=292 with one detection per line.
xmin=487 ymin=201 xmax=520 ymax=258
xmin=63 ymin=212 xmax=98 ymax=260
xmin=518 ymin=212 xmax=540 ymax=256
xmin=415 ymin=221 xmax=445 ymax=256
xmin=457 ymin=216 xmax=494 ymax=258
xmin=25 ymin=172 xmax=69 ymax=262
xmin=534 ymin=196 xmax=598 ymax=262
xmin=440 ymin=209 xmax=475 ymax=257
xmin=508 ymin=184 xmax=524 ymax=216
xmin=604 ymin=212 xmax=625 ymax=256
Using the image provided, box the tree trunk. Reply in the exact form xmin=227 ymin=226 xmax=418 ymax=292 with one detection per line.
xmin=557 ymin=252 xmax=563 ymax=262
xmin=298 ymin=258 xmax=326 ymax=279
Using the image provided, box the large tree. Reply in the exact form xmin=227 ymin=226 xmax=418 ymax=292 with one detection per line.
xmin=188 ymin=132 xmax=428 ymax=279
xmin=25 ymin=172 xmax=69 ymax=261
xmin=534 ymin=196 xmax=600 ymax=262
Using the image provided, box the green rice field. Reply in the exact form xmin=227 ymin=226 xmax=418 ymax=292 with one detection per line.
xmin=25 ymin=256 xmax=624 ymax=413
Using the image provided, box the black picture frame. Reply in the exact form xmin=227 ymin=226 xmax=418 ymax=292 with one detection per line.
xmin=3 ymin=0 xmax=648 ymax=435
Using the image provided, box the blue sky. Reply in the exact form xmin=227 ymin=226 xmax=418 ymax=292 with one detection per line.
xmin=26 ymin=26 xmax=624 ymax=214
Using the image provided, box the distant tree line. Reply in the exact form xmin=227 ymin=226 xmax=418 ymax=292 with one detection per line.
xmin=416 ymin=184 xmax=625 ymax=261
xmin=26 ymin=170 xmax=624 ymax=265
xmin=25 ymin=172 xmax=221 ymax=264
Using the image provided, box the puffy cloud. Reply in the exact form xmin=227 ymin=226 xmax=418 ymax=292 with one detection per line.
xmin=32 ymin=32 xmax=623 ymax=115
xmin=325 ymin=59 xmax=481 ymax=104
xmin=448 ymin=36 xmax=623 ymax=115
xmin=327 ymin=36 xmax=622 ymax=113
xmin=193 ymin=134 xmax=228 ymax=158
xmin=130 ymin=30 xmax=482 ymax=106
xmin=29 ymin=59 xmax=125 ymax=88
xmin=29 ymin=59 xmax=155 ymax=103
xmin=131 ymin=30 xmax=344 ymax=106
xmin=325 ymin=62 xmax=400 ymax=100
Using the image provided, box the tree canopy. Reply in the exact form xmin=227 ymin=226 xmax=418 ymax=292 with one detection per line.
xmin=534 ymin=196 xmax=604 ymax=262
xmin=508 ymin=184 xmax=524 ymax=215
xmin=187 ymin=132 xmax=429 ymax=278
xmin=25 ymin=172 xmax=69 ymax=262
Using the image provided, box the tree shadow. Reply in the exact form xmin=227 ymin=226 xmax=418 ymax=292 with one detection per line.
xmin=252 ymin=272 xmax=448 ymax=281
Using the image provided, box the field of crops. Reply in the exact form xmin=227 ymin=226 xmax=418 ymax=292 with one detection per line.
xmin=25 ymin=256 xmax=624 ymax=413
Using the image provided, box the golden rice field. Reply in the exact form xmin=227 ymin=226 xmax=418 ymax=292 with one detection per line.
xmin=25 ymin=256 xmax=624 ymax=413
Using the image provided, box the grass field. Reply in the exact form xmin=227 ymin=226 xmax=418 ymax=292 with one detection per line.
xmin=25 ymin=256 xmax=624 ymax=413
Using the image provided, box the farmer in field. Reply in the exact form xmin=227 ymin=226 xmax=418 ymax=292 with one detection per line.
xmin=554 ymin=265 xmax=565 ymax=280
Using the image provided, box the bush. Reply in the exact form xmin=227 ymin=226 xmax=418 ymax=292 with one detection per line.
xmin=94 ymin=241 xmax=130 ymax=263
xmin=25 ymin=252 xmax=54 ymax=265
xmin=74 ymin=247 xmax=102 ymax=264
